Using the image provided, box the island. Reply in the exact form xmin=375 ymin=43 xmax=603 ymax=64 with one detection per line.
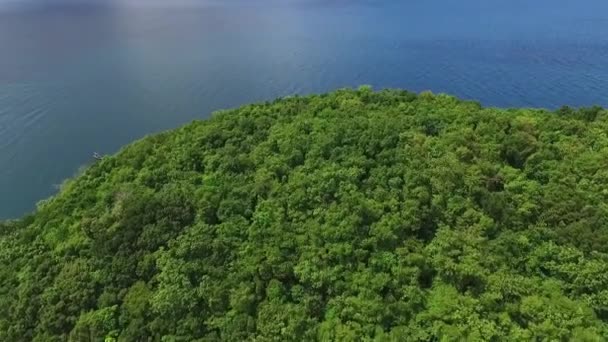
xmin=1 ymin=88 xmax=607 ymax=341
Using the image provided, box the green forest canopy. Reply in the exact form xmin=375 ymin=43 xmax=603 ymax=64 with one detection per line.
xmin=2 ymin=87 xmax=608 ymax=341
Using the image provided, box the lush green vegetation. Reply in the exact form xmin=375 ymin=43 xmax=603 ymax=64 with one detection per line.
xmin=2 ymin=88 xmax=608 ymax=341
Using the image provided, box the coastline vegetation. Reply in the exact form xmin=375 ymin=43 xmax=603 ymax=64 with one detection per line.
xmin=2 ymin=88 xmax=608 ymax=341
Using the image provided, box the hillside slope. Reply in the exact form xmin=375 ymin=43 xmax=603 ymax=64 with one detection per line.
xmin=2 ymin=88 xmax=608 ymax=341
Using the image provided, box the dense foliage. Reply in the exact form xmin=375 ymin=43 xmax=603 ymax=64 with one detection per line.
xmin=2 ymin=88 xmax=608 ymax=341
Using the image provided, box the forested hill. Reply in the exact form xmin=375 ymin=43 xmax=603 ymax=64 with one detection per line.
xmin=2 ymin=88 xmax=608 ymax=341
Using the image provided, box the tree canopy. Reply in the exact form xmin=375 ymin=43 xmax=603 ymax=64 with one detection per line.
xmin=2 ymin=88 xmax=608 ymax=341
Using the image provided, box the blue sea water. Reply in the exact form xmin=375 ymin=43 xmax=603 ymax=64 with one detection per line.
xmin=1 ymin=0 xmax=607 ymax=219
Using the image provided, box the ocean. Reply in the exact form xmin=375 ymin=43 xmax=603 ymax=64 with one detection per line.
xmin=1 ymin=0 xmax=607 ymax=218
